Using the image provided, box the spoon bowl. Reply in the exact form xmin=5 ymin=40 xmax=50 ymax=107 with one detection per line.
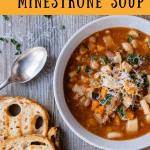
xmin=0 ymin=47 xmax=47 ymax=89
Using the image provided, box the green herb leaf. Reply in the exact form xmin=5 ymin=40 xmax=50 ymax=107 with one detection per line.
xmin=60 ymin=25 xmax=65 ymax=29
xmin=106 ymin=60 xmax=112 ymax=65
xmin=44 ymin=15 xmax=50 ymax=18
xmin=92 ymin=92 xmax=99 ymax=99
xmin=117 ymin=105 xmax=127 ymax=118
xmin=128 ymin=36 xmax=132 ymax=42
xmin=3 ymin=15 xmax=8 ymax=20
xmin=0 ymin=38 xmax=7 ymax=42
xmin=119 ymin=92 xmax=124 ymax=100
xmin=130 ymin=74 xmax=137 ymax=77
xmin=145 ymin=82 xmax=149 ymax=85
xmin=141 ymin=72 xmax=146 ymax=77
xmin=93 ymin=80 xmax=99 ymax=82
xmin=15 ymin=51 xmax=21 ymax=55
xmin=100 ymin=56 xmax=106 ymax=62
xmin=11 ymin=39 xmax=19 ymax=46
xmin=134 ymin=78 xmax=140 ymax=87
xmin=100 ymin=56 xmax=112 ymax=65
xmin=102 ymin=76 xmax=105 ymax=78
xmin=117 ymin=105 xmax=123 ymax=113
xmin=90 ymin=55 xmax=97 ymax=60
xmin=77 ymin=66 xmax=81 ymax=73
xmin=103 ymin=94 xmax=113 ymax=104
xmin=119 ymin=111 xmax=127 ymax=118
xmin=16 ymin=45 xmax=20 ymax=50
xmin=148 ymin=42 xmax=150 ymax=48
xmin=85 ymin=66 xmax=92 ymax=75
xmin=133 ymin=91 xmax=136 ymax=94
xmin=21 ymin=16 xmax=23 ymax=17
xmin=126 ymin=54 xmax=142 ymax=65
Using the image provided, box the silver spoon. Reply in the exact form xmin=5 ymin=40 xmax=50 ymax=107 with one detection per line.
xmin=0 ymin=47 xmax=47 ymax=90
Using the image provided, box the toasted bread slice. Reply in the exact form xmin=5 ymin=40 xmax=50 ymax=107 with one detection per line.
xmin=47 ymin=127 xmax=60 ymax=150
xmin=0 ymin=96 xmax=50 ymax=143
xmin=0 ymin=134 xmax=55 ymax=150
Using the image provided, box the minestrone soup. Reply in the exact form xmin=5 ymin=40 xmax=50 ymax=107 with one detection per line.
xmin=64 ymin=27 xmax=150 ymax=140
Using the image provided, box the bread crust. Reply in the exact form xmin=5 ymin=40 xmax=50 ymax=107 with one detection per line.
xmin=0 ymin=96 xmax=50 ymax=143
xmin=0 ymin=134 xmax=55 ymax=150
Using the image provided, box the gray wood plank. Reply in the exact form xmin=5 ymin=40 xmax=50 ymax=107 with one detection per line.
xmin=0 ymin=15 xmax=149 ymax=150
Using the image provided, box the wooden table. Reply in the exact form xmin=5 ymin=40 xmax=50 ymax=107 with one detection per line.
xmin=0 ymin=15 xmax=150 ymax=150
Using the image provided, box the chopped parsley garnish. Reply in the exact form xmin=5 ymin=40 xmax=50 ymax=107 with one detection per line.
xmin=119 ymin=92 xmax=124 ymax=100
xmin=100 ymin=56 xmax=106 ymax=62
xmin=117 ymin=105 xmax=123 ymax=113
xmin=93 ymin=80 xmax=99 ymax=82
xmin=100 ymin=56 xmax=112 ymax=65
xmin=134 ymin=78 xmax=140 ymax=87
xmin=126 ymin=54 xmax=142 ymax=65
xmin=145 ymin=82 xmax=149 ymax=85
xmin=85 ymin=66 xmax=92 ymax=75
xmin=15 ymin=51 xmax=21 ymax=55
xmin=133 ymin=91 xmax=136 ymax=94
xmin=123 ymin=69 xmax=125 ymax=72
xmin=106 ymin=60 xmax=112 ymax=65
xmin=128 ymin=36 xmax=132 ymax=42
xmin=141 ymin=72 xmax=146 ymax=77
xmin=129 ymin=73 xmax=137 ymax=77
xmin=44 ymin=15 xmax=50 ymax=18
xmin=102 ymin=76 xmax=105 ymax=78
xmin=60 ymin=25 xmax=65 ymax=29
xmin=103 ymin=94 xmax=113 ymax=104
xmin=0 ymin=38 xmax=7 ymax=42
xmin=90 ymin=55 xmax=97 ymax=60
xmin=92 ymin=92 xmax=99 ymax=99
xmin=117 ymin=105 xmax=127 ymax=118
xmin=148 ymin=42 xmax=150 ymax=48
xmin=3 ymin=15 xmax=8 ymax=20
xmin=119 ymin=111 xmax=127 ymax=118
xmin=11 ymin=39 xmax=20 ymax=50
xmin=16 ymin=45 xmax=20 ymax=50
xmin=11 ymin=39 xmax=19 ymax=46
xmin=77 ymin=66 xmax=81 ymax=73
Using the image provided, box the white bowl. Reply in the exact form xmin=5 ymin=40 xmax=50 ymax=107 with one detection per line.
xmin=53 ymin=15 xmax=150 ymax=150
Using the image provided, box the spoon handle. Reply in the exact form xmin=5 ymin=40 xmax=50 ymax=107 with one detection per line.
xmin=0 ymin=78 xmax=11 ymax=90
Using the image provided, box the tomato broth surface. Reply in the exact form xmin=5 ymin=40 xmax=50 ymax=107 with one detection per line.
xmin=64 ymin=27 xmax=150 ymax=140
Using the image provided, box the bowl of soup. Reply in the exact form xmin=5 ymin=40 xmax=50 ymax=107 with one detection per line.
xmin=53 ymin=15 xmax=150 ymax=150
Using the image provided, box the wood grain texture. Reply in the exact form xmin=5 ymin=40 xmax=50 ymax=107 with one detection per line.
xmin=0 ymin=15 xmax=149 ymax=150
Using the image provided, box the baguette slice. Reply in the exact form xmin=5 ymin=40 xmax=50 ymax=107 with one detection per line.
xmin=0 ymin=134 xmax=55 ymax=150
xmin=0 ymin=96 xmax=50 ymax=143
xmin=47 ymin=127 xmax=60 ymax=150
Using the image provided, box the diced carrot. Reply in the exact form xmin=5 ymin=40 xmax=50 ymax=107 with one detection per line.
xmin=95 ymin=106 xmax=105 ymax=114
xmin=125 ymin=110 xmax=134 ymax=120
xmin=125 ymin=83 xmax=138 ymax=95
xmin=113 ymin=115 xmax=120 ymax=126
xmin=92 ymin=100 xmax=100 ymax=110
xmin=100 ymin=86 xmax=107 ymax=97
xmin=97 ymin=45 xmax=105 ymax=52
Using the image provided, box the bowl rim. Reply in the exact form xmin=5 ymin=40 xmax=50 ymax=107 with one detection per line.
xmin=53 ymin=15 xmax=150 ymax=150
